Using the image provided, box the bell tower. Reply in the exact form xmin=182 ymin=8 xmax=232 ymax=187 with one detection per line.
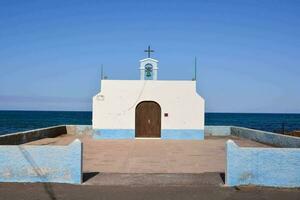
xmin=140 ymin=46 xmax=158 ymax=80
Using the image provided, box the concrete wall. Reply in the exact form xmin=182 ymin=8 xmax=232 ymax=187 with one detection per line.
xmin=204 ymin=126 xmax=231 ymax=136
xmin=226 ymin=140 xmax=300 ymax=187
xmin=92 ymin=80 xmax=205 ymax=139
xmin=66 ymin=125 xmax=93 ymax=136
xmin=0 ymin=125 xmax=66 ymax=145
xmin=231 ymin=126 xmax=300 ymax=148
xmin=0 ymin=139 xmax=82 ymax=184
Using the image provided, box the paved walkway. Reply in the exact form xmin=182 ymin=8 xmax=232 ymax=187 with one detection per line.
xmin=27 ymin=135 xmax=269 ymax=174
xmin=1 ymin=173 xmax=299 ymax=200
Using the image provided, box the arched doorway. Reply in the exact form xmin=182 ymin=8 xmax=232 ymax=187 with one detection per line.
xmin=135 ymin=101 xmax=161 ymax=138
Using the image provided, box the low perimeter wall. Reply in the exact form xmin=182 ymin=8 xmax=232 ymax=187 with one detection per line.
xmin=204 ymin=126 xmax=231 ymax=136
xmin=0 ymin=125 xmax=67 ymax=145
xmin=226 ymin=140 xmax=300 ymax=187
xmin=231 ymin=126 xmax=300 ymax=148
xmin=1 ymin=125 xmax=299 ymax=145
xmin=0 ymin=139 xmax=82 ymax=184
xmin=66 ymin=125 xmax=93 ymax=136
xmin=1 ymin=125 xmax=300 ymax=186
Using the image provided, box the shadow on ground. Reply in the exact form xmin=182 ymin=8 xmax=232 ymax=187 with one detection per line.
xmin=83 ymin=172 xmax=100 ymax=182
xmin=219 ymin=172 xmax=225 ymax=184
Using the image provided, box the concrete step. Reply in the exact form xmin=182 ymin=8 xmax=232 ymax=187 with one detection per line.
xmin=83 ymin=172 xmax=225 ymax=186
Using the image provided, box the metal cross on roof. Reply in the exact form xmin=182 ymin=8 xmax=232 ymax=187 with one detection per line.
xmin=144 ymin=45 xmax=154 ymax=58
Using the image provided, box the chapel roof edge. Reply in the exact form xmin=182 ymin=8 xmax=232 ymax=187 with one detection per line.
xmin=139 ymin=58 xmax=159 ymax=62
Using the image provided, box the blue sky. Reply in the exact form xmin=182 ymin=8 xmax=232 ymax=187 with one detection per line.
xmin=0 ymin=0 xmax=299 ymax=113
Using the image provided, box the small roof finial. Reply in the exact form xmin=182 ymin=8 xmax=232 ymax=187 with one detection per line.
xmin=144 ymin=45 xmax=154 ymax=58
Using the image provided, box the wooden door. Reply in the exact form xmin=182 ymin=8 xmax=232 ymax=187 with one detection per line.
xmin=135 ymin=101 xmax=161 ymax=137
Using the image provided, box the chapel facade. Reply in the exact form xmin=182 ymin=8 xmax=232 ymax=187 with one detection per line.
xmin=92 ymin=47 xmax=205 ymax=139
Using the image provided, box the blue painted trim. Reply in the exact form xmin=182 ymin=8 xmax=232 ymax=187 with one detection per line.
xmin=92 ymin=129 xmax=204 ymax=140
xmin=226 ymin=140 xmax=300 ymax=188
xmin=0 ymin=139 xmax=82 ymax=184
xmin=93 ymin=129 xmax=135 ymax=139
xmin=161 ymin=129 xmax=204 ymax=140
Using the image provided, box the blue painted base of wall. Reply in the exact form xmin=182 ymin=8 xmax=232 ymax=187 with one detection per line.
xmin=0 ymin=139 xmax=82 ymax=184
xmin=226 ymin=140 xmax=300 ymax=188
xmin=161 ymin=130 xmax=204 ymax=140
xmin=93 ymin=129 xmax=135 ymax=139
xmin=92 ymin=129 xmax=204 ymax=140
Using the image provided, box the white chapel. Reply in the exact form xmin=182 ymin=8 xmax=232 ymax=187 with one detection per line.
xmin=92 ymin=47 xmax=205 ymax=139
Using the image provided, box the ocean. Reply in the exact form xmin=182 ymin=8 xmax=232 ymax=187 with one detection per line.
xmin=0 ymin=111 xmax=300 ymax=135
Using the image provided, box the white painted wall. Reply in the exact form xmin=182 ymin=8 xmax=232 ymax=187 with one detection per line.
xmin=93 ymin=80 xmax=205 ymax=130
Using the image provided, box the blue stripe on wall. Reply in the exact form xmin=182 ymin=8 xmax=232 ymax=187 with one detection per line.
xmin=161 ymin=129 xmax=204 ymax=140
xmin=92 ymin=129 xmax=204 ymax=140
xmin=93 ymin=129 xmax=135 ymax=139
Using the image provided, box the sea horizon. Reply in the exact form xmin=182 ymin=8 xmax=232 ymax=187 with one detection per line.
xmin=0 ymin=110 xmax=299 ymax=115
xmin=0 ymin=110 xmax=300 ymax=136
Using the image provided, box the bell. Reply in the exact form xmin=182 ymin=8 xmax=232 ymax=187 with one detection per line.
xmin=146 ymin=71 xmax=152 ymax=77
